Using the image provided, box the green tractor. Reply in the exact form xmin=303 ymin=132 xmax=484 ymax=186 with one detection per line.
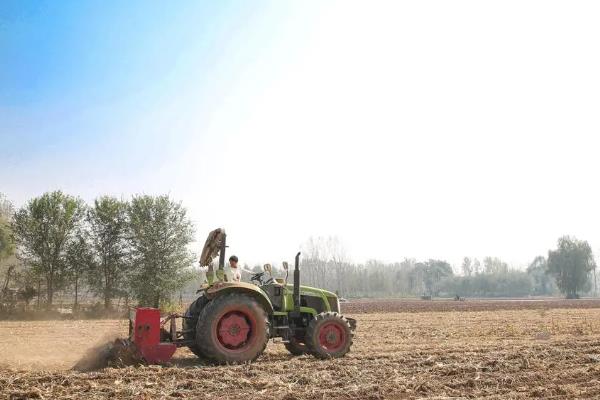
xmin=183 ymin=228 xmax=356 ymax=363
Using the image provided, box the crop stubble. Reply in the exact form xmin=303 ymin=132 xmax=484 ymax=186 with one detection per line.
xmin=2 ymin=299 xmax=600 ymax=399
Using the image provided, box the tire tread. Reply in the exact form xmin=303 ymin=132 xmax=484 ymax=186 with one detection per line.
xmin=195 ymin=293 xmax=269 ymax=364
xmin=305 ymin=311 xmax=353 ymax=359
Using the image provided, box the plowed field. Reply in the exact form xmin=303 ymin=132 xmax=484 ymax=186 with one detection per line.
xmin=2 ymin=299 xmax=600 ymax=399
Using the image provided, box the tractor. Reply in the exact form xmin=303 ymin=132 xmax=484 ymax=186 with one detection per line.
xmin=112 ymin=228 xmax=356 ymax=366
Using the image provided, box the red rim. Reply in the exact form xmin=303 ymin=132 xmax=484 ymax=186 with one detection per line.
xmin=216 ymin=310 xmax=254 ymax=350
xmin=318 ymin=322 xmax=346 ymax=352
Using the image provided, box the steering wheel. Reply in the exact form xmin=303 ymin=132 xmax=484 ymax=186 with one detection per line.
xmin=250 ymin=272 xmax=265 ymax=284
xmin=250 ymin=271 xmax=275 ymax=285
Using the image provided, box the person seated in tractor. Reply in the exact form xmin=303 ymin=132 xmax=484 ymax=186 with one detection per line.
xmin=229 ymin=255 xmax=241 ymax=282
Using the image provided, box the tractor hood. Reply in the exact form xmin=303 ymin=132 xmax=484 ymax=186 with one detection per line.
xmin=292 ymin=284 xmax=337 ymax=299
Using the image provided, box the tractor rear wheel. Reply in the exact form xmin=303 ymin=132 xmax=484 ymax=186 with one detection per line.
xmin=305 ymin=312 xmax=353 ymax=359
xmin=183 ymin=295 xmax=209 ymax=358
xmin=284 ymin=337 xmax=308 ymax=355
xmin=195 ymin=293 xmax=269 ymax=364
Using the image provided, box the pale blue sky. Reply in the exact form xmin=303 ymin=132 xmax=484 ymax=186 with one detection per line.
xmin=2 ymin=1 xmax=600 ymax=267
xmin=1 ymin=0 xmax=279 ymax=187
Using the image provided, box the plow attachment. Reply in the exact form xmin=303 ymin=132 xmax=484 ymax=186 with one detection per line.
xmin=73 ymin=308 xmax=190 ymax=371
xmin=72 ymin=338 xmax=140 ymax=371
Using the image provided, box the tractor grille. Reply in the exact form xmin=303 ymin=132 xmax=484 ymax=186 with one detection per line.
xmin=327 ymin=296 xmax=339 ymax=312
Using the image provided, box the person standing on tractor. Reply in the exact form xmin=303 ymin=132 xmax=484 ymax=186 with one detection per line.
xmin=229 ymin=255 xmax=241 ymax=282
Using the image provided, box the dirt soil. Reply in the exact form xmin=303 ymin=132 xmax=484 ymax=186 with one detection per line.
xmin=341 ymin=297 xmax=600 ymax=314
xmin=2 ymin=300 xmax=600 ymax=399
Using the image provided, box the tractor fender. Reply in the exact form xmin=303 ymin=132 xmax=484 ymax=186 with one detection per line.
xmin=205 ymin=281 xmax=274 ymax=314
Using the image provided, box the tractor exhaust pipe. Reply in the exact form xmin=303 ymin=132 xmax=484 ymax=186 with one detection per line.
xmin=293 ymin=252 xmax=301 ymax=311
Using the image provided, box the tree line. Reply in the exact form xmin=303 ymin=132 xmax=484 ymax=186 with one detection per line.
xmin=1 ymin=191 xmax=598 ymax=316
xmin=0 ymin=191 xmax=194 ymax=313
xmin=299 ymin=236 xmax=597 ymax=299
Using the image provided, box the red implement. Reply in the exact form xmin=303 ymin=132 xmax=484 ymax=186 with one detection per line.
xmin=131 ymin=308 xmax=177 ymax=364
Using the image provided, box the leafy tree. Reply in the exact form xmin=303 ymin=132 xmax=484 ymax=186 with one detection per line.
xmin=483 ymin=257 xmax=508 ymax=274
xmin=526 ymin=255 xmax=555 ymax=295
xmin=0 ymin=193 xmax=14 ymax=261
xmin=472 ymin=258 xmax=481 ymax=275
xmin=443 ymin=270 xmax=531 ymax=297
xmin=87 ymin=197 xmax=129 ymax=309
xmin=12 ymin=191 xmax=85 ymax=307
xmin=461 ymin=257 xmax=472 ymax=276
xmin=128 ymin=195 xmax=195 ymax=308
xmin=418 ymin=259 xmax=453 ymax=296
xmin=19 ymin=285 xmax=37 ymax=310
xmin=547 ymin=236 xmax=596 ymax=298
xmin=65 ymin=232 xmax=94 ymax=311
xmin=16 ymin=267 xmax=40 ymax=310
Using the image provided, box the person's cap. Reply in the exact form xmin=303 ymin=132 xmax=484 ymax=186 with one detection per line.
xmin=229 ymin=255 xmax=238 ymax=263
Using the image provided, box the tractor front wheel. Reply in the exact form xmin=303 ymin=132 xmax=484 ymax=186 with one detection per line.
xmin=305 ymin=312 xmax=353 ymax=359
xmin=195 ymin=293 xmax=269 ymax=364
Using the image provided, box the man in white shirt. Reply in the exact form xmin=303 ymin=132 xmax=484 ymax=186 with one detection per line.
xmin=229 ymin=255 xmax=241 ymax=282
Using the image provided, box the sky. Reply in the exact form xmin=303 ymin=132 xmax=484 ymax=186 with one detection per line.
xmin=1 ymin=0 xmax=600 ymax=269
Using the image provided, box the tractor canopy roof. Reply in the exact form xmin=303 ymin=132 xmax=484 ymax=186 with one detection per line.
xmin=199 ymin=228 xmax=226 ymax=267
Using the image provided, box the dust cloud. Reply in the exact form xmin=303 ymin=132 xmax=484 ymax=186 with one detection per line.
xmin=0 ymin=319 xmax=126 ymax=370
